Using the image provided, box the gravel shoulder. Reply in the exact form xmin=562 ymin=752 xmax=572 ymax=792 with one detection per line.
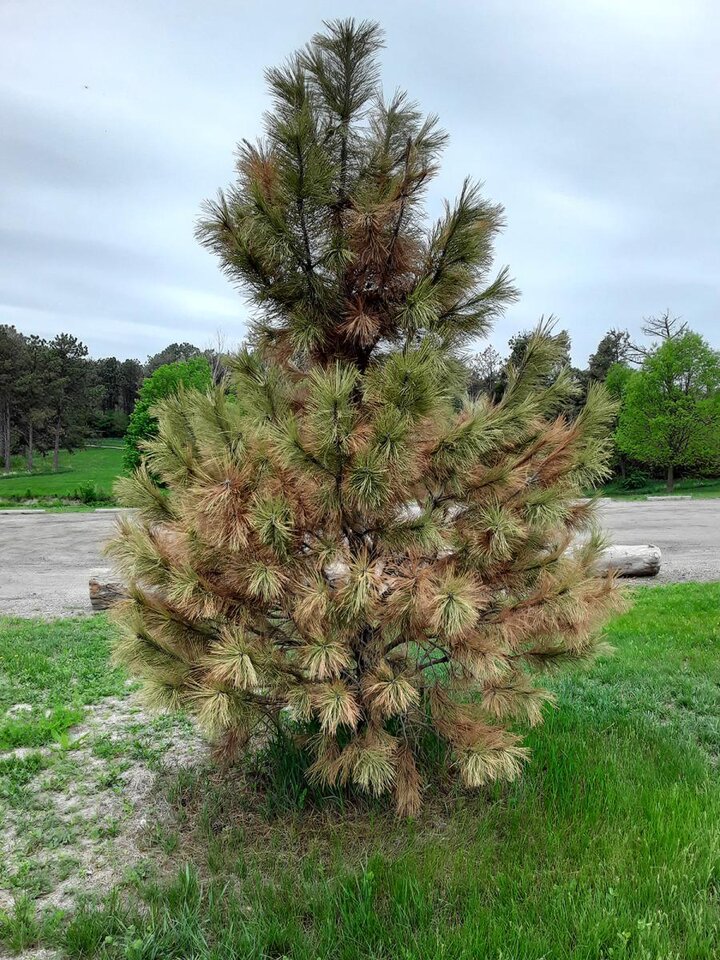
xmin=0 ymin=501 xmax=718 ymax=619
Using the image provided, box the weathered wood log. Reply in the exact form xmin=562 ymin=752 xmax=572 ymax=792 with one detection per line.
xmin=89 ymin=578 xmax=128 ymax=611
xmin=89 ymin=542 xmax=661 ymax=611
xmin=595 ymin=544 xmax=661 ymax=578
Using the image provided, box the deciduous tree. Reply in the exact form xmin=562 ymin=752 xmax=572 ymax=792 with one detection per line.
xmin=123 ymin=357 xmax=212 ymax=471
xmin=616 ymin=332 xmax=720 ymax=491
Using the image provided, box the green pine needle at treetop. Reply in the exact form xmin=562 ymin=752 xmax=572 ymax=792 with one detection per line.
xmin=108 ymin=18 xmax=623 ymax=816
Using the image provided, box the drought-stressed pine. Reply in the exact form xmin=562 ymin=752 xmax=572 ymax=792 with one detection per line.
xmin=110 ymin=19 xmax=622 ymax=815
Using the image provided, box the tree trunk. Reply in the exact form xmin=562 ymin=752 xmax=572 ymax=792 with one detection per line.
xmin=666 ymin=464 xmax=675 ymax=493
xmin=3 ymin=403 xmax=10 ymax=473
xmin=26 ymin=421 xmax=34 ymax=472
xmin=53 ymin=420 xmax=62 ymax=472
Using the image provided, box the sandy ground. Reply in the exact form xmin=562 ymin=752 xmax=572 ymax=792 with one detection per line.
xmin=0 ymin=693 xmax=205 ymax=916
xmin=0 ymin=500 xmax=718 ymax=618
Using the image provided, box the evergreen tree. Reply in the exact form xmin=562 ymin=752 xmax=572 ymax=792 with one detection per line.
xmin=499 ymin=326 xmax=584 ymax=416
xmin=46 ymin=333 xmax=98 ymax=471
xmin=0 ymin=325 xmax=27 ymax=472
xmin=16 ymin=334 xmax=53 ymax=470
xmin=468 ymin=345 xmax=503 ymax=400
xmin=119 ymin=359 xmax=145 ymax=415
xmin=92 ymin=356 xmax=143 ymax=436
xmin=110 ymin=20 xmax=621 ymax=814
xmin=96 ymin=356 xmax=122 ymax=411
xmin=146 ymin=342 xmax=203 ymax=375
xmin=587 ymin=329 xmax=631 ymax=383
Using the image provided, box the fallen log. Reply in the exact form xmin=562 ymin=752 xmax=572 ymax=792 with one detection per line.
xmin=594 ymin=544 xmax=661 ymax=578
xmin=89 ymin=578 xmax=128 ymax=611
xmin=89 ymin=541 xmax=661 ymax=612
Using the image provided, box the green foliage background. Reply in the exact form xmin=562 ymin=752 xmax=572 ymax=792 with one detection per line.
xmin=615 ymin=333 xmax=720 ymax=485
xmin=123 ymin=357 xmax=212 ymax=472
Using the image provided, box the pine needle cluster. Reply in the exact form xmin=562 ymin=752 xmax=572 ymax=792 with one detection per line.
xmin=110 ymin=19 xmax=623 ymax=815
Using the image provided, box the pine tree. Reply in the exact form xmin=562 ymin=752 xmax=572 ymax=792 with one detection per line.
xmin=45 ymin=333 xmax=98 ymax=471
xmin=587 ymin=329 xmax=631 ymax=383
xmin=17 ymin=334 xmax=53 ymax=471
xmin=110 ymin=19 xmax=622 ymax=815
xmin=0 ymin=325 xmax=26 ymax=472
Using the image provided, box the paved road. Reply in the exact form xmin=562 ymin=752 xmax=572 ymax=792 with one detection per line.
xmin=1 ymin=501 xmax=718 ymax=618
xmin=0 ymin=511 xmax=120 ymax=618
xmin=596 ymin=499 xmax=719 ymax=585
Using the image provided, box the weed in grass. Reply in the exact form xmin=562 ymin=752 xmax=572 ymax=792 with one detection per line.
xmin=0 ymin=895 xmax=63 ymax=953
xmin=0 ymin=615 xmax=127 ymax=751
xmin=148 ymin=824 xmax=180 ymax=856
xmin=91 ymin=735 xmax=128 ymax=762
xmin=7 ymin=859 xmax=56 ymax=901
xmin=0 ymin=706 xmax=86 ymax=752
xmin=61 ymin=892 xmax=133 ymax=959
xmin=22 ymin=816 xmax=77 ymax=854
xmin=0 ymin=753 xmax=48 ymax=806
xmin=94 ymin=762 xmax=129 ymax=791
xmin=89 ymin=818 xmax=123 ymax=841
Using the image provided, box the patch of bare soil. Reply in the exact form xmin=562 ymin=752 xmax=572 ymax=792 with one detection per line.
xmin=0 ymin=696 xmax=207 ymax=915
xmin=6 ymin=950 xmax=60 ymax=960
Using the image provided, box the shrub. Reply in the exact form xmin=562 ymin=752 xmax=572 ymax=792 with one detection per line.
xmin=109 ymin=20 xmax=621 ymax=815
xmin=72 ymin=482 xmax=112 ymax=505
xmin=618 ymin=469 xmax=650 ymax=491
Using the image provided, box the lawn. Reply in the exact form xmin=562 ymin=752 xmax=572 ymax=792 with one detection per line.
xmin=600 ymin=476 xmax=720 ymax=499
xmin=0 ymin=444 xmax=125 ymax=505
xmin=1 ymin=583 xmax=720 ymax=958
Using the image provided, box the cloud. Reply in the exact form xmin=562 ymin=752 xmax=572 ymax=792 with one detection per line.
xmin=0 ymin=0 xmax=717 ymax=365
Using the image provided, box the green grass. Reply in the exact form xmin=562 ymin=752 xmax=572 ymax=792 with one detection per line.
xmin=2 ymin=584 xmax=720 ymax=958
xmin=600 ymin=476 xmax=720 ymax=499
xmin=0 ymin=445 xmax=124 ymax=504
xmin=0 ymin=617 xmax=128 ymax=750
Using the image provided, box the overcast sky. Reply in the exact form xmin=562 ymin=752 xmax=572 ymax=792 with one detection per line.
xmin=1 ymin=0 xmax=718 ymax=365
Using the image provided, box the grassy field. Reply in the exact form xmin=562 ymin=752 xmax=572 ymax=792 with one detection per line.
xmin=600 ymin=477 xmax=720 ymax=499
xmin=0 ymin=444 xmax=124 ymax=505
xmin=2 ymin=445 xmax=718 ymax=508
xmin=1 ymin=583 xmax=720 ymax=958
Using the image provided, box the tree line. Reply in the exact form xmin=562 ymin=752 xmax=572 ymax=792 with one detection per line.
xmin=0 ymin=329 xmax=212 ymax=472
xmin=469 ymin=310 xmax=720 ymax=491
xmin=2 ymin=313 xmax=718 ymax=490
